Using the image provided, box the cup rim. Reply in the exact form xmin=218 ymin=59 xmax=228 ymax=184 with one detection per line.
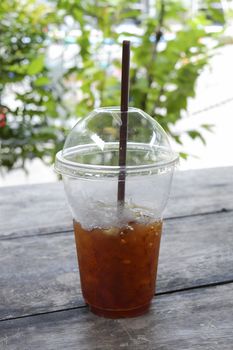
xmin=54 ymin=144 xmax=179 ymax=178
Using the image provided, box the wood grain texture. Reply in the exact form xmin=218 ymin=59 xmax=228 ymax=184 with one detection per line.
xmin=0 ymin=183 xmax=72 ymax=238
xmin=1 ymin=211 xmax=233 ymax=320
xmin=0 ymin=283 xmax=232 ymax=350
xmin=167 ymin=166 xmax=233 ymax=218
xmin=1 ymin=167 xmax=233 ymax=238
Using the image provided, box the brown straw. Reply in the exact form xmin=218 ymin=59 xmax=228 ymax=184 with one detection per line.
xmin=117 ymin=40 xmax=130 ymax=205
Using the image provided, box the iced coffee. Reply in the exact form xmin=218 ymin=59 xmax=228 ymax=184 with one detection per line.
xmin=55 ymin=107 xmax=178 ymax=318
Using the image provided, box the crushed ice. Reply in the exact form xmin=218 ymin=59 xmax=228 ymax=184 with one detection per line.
xmin=74 ymin=200 xmax=156 ymax=231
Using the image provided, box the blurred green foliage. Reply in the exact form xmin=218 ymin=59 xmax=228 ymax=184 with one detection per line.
xmin=0 ymin=0 xmax=226 ymax=171
xmin=0 ymin=0 xmax=68 ymax=171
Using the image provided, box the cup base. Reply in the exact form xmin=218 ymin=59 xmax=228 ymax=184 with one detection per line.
xmin=89 ymin=302 xmax=151 ymax=319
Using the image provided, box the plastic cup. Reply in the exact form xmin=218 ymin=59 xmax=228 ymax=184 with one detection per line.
xmin=55 ymin=107 xmax=178 ymax=318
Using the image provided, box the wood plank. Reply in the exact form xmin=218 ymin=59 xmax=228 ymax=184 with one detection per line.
xmin=1 ymin=167 xmax=233 ymax=238
xmin=0 ymin=283 xmax=232 ymax=350
xmin=0 ymin=183 xmax=72 ymax=238
xmin=1 ymin=211 xmax=233 ymax=320
xmin=167 ymin=166 xmax=233 ymax=218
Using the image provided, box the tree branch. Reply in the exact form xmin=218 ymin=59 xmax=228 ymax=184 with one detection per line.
xmin=149 ymin=0 xmax=165 ymax=85
xmin=142 ymin=0 xmax=165 ymax=111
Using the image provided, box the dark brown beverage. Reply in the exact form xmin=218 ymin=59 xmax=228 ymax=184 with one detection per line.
xmin=74 ymin=220 xmax=162 ymax=318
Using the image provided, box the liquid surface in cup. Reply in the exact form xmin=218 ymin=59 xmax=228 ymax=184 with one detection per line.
xmin=74 ymin=219 xmax=162 ymax=318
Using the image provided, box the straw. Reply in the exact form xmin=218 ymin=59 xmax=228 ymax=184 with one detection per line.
xmin=117 ymin=40 xmax=131 ymax=205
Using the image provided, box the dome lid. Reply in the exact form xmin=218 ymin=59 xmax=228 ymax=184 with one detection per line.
xmin=55 ymin=107 xmax=178 ymax=178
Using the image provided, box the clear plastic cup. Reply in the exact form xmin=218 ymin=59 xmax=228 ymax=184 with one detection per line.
xmin=55 ymin=107 xmax=178 ymax=318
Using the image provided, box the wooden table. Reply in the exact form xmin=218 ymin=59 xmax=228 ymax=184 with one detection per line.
xmin=0 ymin=167 xmax=233 ymax=349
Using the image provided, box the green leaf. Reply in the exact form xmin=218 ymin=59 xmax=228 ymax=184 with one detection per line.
xmin=34 ymin=76 xmax=50 ymax=86
xmin=27 ymin=55 xmax=45 ymax=75
xmin=173 ymin=135 xmax=183 ymax=145
xmin=179 ymin=152 xmax=188 ymax=160
xmin=187 ymin=130 xmax=206 ymax=145
xmin=201 ymin=124 xmax=215 ymax=132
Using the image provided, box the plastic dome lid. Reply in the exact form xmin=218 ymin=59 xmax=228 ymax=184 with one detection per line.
xmin=55 ymin=107 xmax=179 ymax=178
